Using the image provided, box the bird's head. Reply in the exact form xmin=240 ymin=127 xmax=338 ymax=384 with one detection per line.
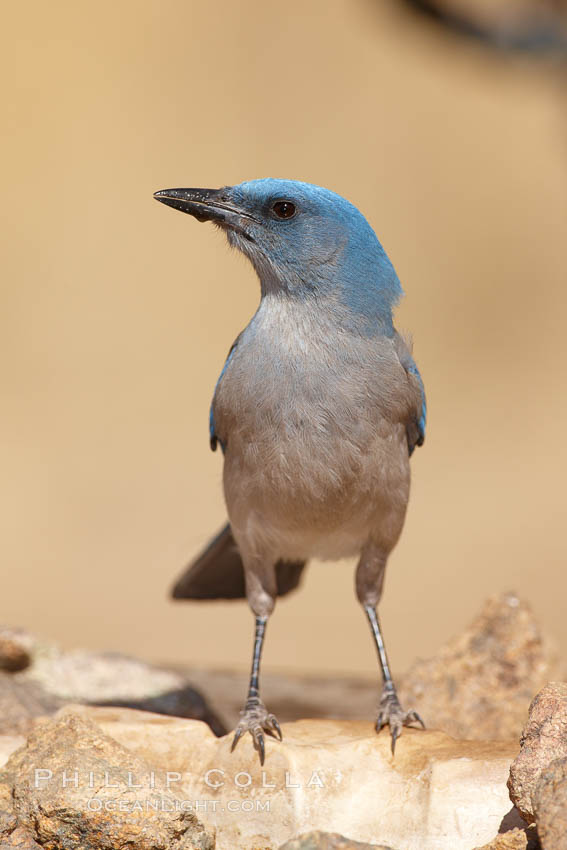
xmin=154 ymin=178 xmax=402 ymax=331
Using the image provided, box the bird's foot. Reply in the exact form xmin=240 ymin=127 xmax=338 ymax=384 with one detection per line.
xmin=375 ymin=683 xmax=425 ymax=754
xmin=231 ymin=696 xmax=282 ymax=765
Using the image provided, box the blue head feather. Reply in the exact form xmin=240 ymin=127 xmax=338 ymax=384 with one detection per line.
xmin=223 ymin=179 xmax=403 ymax=335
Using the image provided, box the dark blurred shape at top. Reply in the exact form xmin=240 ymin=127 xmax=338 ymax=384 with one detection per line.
xmin=399 ymin=0 xmax=567 ymax=52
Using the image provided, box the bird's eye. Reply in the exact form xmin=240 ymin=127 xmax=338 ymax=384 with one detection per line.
xmin=272 ymin=200 xmax=296 ymax=220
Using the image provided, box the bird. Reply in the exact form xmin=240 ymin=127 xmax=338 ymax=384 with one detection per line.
xmin=153 ymin=179 xmax=426 ymax=764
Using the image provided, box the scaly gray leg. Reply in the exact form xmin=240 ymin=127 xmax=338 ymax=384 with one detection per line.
xmin=231 ymin=615 xmax=282 ymax=765
xmin=365 ymin=605 xmax=425 ymax=753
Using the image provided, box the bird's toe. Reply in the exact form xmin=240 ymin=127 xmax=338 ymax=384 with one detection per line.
xmin=268 ymin=714 xmax=283 ymax=741
xmin=374 ymin=687 xmax=425 ymax=753
xmin=405 ymin=708 xmax=426 ymax=729
xmin=230 ymin=724 xmax=245 ymax=752
xmin=250 ymin=725 xmax=266 ymax=765
xmin=230 ymin=701 xmax=283 ymax=764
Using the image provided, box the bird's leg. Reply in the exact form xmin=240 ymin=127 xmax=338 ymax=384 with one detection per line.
xmin=230 ymin=558 xmax=282 ymax=764
xmin=356 ymin=545 xmax=424 ymax=753
xmin=231 ymin=614 xmax=282 ymax=764
xmin=365 ymin=605 xmax=424 ymax=752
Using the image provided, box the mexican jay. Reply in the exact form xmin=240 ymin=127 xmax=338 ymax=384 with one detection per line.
xmin=154 ymin=179 xmax=426 ymax=764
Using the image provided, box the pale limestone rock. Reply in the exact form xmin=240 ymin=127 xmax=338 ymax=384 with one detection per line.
xmin=62 ymin=704 xmax=522 ymax=850
xmin=278 ymin=832 xmax=395 ymax=849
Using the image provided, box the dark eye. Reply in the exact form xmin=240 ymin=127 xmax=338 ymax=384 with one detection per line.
xmin=272 ymin=200 xmax=296 ymax=220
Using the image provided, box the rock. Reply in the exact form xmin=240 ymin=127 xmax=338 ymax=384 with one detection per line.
xmin=0 ymin=674 xmax=64 ymax=735
xmin=0 ymin=632 xmax=31 ymax=673
xmin=0 ymin=826 xmax=43 ymax=848
xmin=399 ymin=593 xmax=563 ymax=742
xmin=2 ymin=710 xmax=215 ymax=850
xmin=473 ymin=826 xmax=539 ymax=849
xmin=0 ymin=737 xmax=26 ymax=771
xmin=56 ymin=704 xmax=521 ymax=850
xmin=0 ymin=629 xmax=36 ymax=659
xmin=0 ymin=770 xmax=18 ymax=837
xmin=508 ymin=682 xmax=567 ymax=822
xmin=278 ymin=831 xmax=395 ymax=849
xmin=532 ymin=756 xmax=567 ymax=850
xmin=0 ymin=627 xmax=225 ymax=737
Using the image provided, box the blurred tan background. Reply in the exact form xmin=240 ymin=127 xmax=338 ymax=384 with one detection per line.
xmin=2 ymin=0 xmax=566 ymax=678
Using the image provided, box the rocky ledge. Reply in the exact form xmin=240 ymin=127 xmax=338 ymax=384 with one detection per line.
xmin=0 ymin=705 xmax=524 ymax=850
xmin=0 ymin=594 xmax=565 ymax=849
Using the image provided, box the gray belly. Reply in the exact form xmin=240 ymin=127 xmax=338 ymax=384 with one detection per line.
xmin=221 ymin=412 xmax=410 ymax=561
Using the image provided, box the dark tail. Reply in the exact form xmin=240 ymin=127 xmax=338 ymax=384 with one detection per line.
xmin=171 ymin=523 xmax=306 ymax=600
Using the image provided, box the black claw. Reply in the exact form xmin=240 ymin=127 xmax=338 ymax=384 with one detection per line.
xmin=231 ymin=727 xmax=244 ymax=752
xmin=271 ymin=716 xmax=283 ymax=741
xmin=391 ymin=726 xmax=400 ymax=755
xmin=254 ymin=730 xmax=265 ymax=765
xmin=409 ymin=710 xmax=426 ymax=729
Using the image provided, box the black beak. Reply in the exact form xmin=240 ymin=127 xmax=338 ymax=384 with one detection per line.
xmin=153 ymin=187 xmax=243 ymax=225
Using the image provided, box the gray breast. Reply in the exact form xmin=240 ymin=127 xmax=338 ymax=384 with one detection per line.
xmin=212 ymin=295 xmax=411 ymax=557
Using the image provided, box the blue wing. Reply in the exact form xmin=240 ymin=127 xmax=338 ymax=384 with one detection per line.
xmin=406 ymin=359 xmax=426 ymax=453
xmin=404 ymin=359 xmax=427 ymax=455
xmin=394 ymin=333 xmax=426 ymax=455
xmin=209 ymin=334 xmax=241 ymax=453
